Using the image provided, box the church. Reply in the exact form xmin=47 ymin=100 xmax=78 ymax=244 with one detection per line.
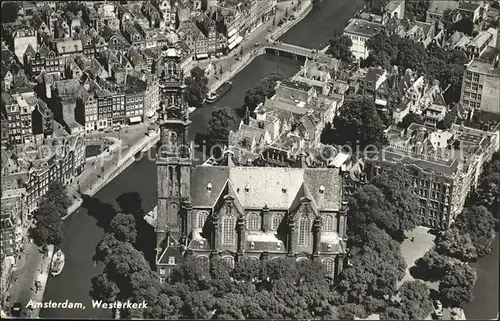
xmin=152 ymin=49 xmax=348 ymax=283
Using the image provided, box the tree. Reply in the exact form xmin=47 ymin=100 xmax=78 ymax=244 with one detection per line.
xmin=454 ymin=206 xmax=496 ymax=257
xmin=110 ymin=213 xmax=137 ymax=244
xmin=326 ymin=31 xmax=353 ymax=63
xmin=31 ymin=201 xmax=64 ymax=246
xmin=371 ymin=164 xmax=421 ymax=234
xmin=438 ymin=261 xmax=477 ymax=308
xmin=1 ymin=2 xmax=20 ymax=23
xmin=476 ymin=154 xmax=500 ymax=216
xmin=347 ymin=184 xmax=399 ymax=236
xmin=184 ymin=66 xmax=209 ymax=108
xmin=244 ymin=71 xmax=284 ymax=111
xmin=207 ymin=107 xmax=235 ymax=148
xmin=399 ymin=112 xmax=423 ymax=129
xmin=437 ymin=110 xmax=454 ymax=129
xmin=322 ymin=95 xmax=387 ymax=151
xmin=90 ymin=274 xmax=119 ymax=303
xmin=434 ymin=228 xmax=477 ymax=262
xmin=45 ymin=182 xmax=72 ymax=211
xmin=244 ymin=85 xmax=266 ymax=111
xmin=411 ymin=249 xmax=460 ymax=282
xmin=397 ymin=280 xmax=434 ymax=319
xmin=337 ymin=245 xmax=404 ymax=306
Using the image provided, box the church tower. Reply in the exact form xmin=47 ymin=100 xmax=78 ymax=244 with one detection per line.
xmin=155 ymin=48 xmax=191 ymax=272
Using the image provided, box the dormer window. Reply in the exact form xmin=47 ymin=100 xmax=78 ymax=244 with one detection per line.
xmin=319 ymin=185 xmax=325 ymax=194
xmin=244 ymin=185 xmax=249 ymax=192
xmin=207 ymin=183 xmax=212 ymax=191
xmin=276 ymin=243 xmax=281 ymax=250
xmin=250 ymin=241 xmax=255 ymax=249
xmin=282 ymin=187 xmax=287 ymax=193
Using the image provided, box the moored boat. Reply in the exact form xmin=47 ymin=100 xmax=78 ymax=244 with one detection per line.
xmin=206 ymin=81 xmax=232 ymax=104
xmin=50 ymin=250 xmax=65 ymax=276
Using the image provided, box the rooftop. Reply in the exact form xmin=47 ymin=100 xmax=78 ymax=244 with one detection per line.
xmin=343 ymin=19 xmax=383 ymax=37
xmin=467 ymin=59 xmax=500 ymax=76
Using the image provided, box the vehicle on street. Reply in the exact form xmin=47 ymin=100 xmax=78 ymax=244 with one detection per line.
xmin=254 ymin=42 xmax=260 ymax=46
xmin=11 ymin=302 xmax=22 ymax=317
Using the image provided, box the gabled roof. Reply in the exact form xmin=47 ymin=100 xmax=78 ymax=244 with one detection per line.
xmin=190 ymin=166 xmax=343 ymax=211
xmin=23 ymin=43 xmax=36 ymax=58
xmin=178 ymin=21 xmax=205 ymax=40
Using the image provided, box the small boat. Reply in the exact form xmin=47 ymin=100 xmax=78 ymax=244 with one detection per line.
xmin=206 ymin=81 xmax=232 ymax=104
xmin=50 ymin=250 xmax=65 ymax=276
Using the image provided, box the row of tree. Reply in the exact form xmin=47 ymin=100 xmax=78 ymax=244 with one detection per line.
xmin=30 ymin=182 xmax=71 ymax=247
xmin=410 ymin=151 xmax=499 ymax=309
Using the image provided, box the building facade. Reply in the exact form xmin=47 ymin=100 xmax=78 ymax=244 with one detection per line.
xmin=371 ymin=123 xmax=499 ymax=229
xmin=460 ymin=58 xmax=500 ymax=115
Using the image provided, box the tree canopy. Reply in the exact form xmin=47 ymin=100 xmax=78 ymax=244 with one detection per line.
xmin=438 ymin=261 xmax=477 ymax=308
xmin=399 ymin=112 xmax=423 ymax=129
xmin=243 ymin=71 xmax=285 ymax=111
xmin=184 ymin=66 xmax=209 ymax=108
xmin=434 ymin=228 xmax=477 ymax=262
xmin=207 ymin=107 xmax=235 ymax=148
xmin=326 ymin=31 xmax=353 ymax=63
xmin=30 ymin=182 xmax=69 ymax=246
xmin=381 ymin=280 xmax=434 ymax=320
xmin=454 ymin=205 xmax=496 ymax=257
xmin=371 ymin=164 xmax=421 ymax=234
xmin=322 ymin=95 xmax=388 ymax=151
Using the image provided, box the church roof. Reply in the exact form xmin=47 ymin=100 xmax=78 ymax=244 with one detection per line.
xmin=190 ymin=166 xmax=343 ymax=211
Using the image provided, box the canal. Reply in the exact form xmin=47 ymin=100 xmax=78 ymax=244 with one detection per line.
xmin=279 ymin=0 xmax=365 ymax=49
xmin=464 ymin=234 xmax=499 ymax=320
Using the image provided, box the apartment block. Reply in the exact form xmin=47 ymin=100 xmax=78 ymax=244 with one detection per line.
xmin=371 ymin=123 xmax=499 ymax=229
xmin=460 ymin=58 xmax=500 ymax=115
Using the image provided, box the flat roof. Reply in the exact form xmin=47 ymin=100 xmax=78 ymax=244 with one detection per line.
xmin=467 ymin=59 xmax=500 ymax=76
xmin=343 ymin=19 xmax=383 ymax=37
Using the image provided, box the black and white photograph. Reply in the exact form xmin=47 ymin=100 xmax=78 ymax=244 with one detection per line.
xmin=0 ymin=0 xmax=499 ymax=319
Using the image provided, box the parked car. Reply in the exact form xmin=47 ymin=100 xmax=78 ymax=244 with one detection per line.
xmin=11 ymin=303 xmax=22 ymax=317
xmin=254 ymin=42 xmax=260 ymax=47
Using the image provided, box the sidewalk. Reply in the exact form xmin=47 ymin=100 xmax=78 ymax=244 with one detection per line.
xmin=6 ymin=244 xmax=53 ymax=318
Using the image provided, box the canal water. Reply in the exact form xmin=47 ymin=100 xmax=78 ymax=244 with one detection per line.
xmin=279 ymin=0 xmax=365 ymax=49
xmin=464 ymin=234 xmax=499 ymax=320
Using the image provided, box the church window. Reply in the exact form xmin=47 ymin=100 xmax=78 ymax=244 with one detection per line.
xmin=246 ymin=212 xmax=261 ymax=230
xmin=222 ymin=256 xmax=235 ymax=268
xmin=338 ymin=216 xmax=345 ymax=236
xmin=168 ymin=257 xmax=175 ymax=265
xmin=322 ymin=214 xmax=335 ymax=232
xmin=271 ymin=213 xmax=284 ymax=230
xmin=222 ymin=215 xmax=236 ymax=245
xmin=197 ymin=211 xmax=209 ymax=229
xmin=298 ymin=216 xmax=311 ymax=246
xmin=322 ymin=258 xmax=335 ymax=275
